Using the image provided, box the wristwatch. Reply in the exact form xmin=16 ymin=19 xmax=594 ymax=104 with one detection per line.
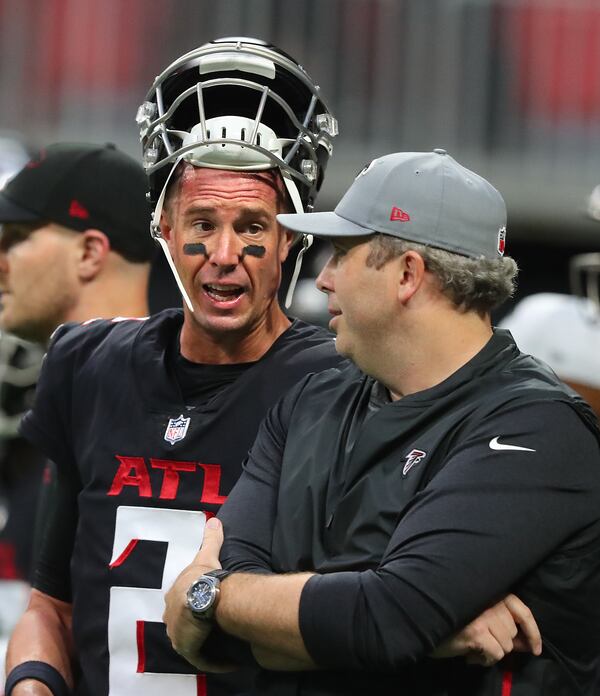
xmin=186 ymin=569 xmax=231 ymax=620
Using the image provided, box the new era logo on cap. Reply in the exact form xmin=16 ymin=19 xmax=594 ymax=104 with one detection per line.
xmin=69 ymin=199 xmax=90 ymax=219
xmin=390 ymin=207 xmax=410 ymax=222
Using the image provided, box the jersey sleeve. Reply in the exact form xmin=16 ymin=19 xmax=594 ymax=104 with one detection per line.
xmin=19 ymin=323 xmax=79 ymax=472
xmin=32 ymin=459 xmax=78 ymax=601
xmin=219 ymin=377 xmax=308 ymax=573
xmin=20 ymin=323 xmax=94 ymax=600
xmin=299 ymin=399 xmax=600 ymax=670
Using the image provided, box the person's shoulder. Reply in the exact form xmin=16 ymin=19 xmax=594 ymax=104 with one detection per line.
xmin=487 ymin=333 xmax=600 ymax=439
xmin=48 ymin=310 xmax=181 ymax=375
xmin=269 ymin=318 xmax=344 ymax=368
xmin=47 ymin=314 xmax=150 ymax=360
xmin=292 ymin=357 xmax=364 ymax=398
xmin=49 ymin=308 xmax=182 ymax=355
xmin=280 ymin=318 xmax=336 ymax=347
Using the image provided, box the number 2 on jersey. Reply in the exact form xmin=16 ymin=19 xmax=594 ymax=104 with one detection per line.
xmin=108 ymin=506 xmax=207 ymax=696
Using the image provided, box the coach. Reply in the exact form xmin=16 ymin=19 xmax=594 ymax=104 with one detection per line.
xmin=165 ymin=150 xmax=600 ymax=695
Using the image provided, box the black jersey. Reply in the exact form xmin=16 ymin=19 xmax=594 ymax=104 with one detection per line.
xmin=20 ymin=308 xmax=342 ymax=696
xmin=220 ymin=330 xmax=600 ymax=695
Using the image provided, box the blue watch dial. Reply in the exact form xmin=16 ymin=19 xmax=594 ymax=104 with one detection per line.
xmin=187 ymin=576 xmax=221 ymax=617
xmin=188 ymin=580 xmax=214 ymax=612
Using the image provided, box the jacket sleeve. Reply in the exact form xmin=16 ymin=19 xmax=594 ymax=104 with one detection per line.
xmin=218 ymin=376 xmax=310 ymax=573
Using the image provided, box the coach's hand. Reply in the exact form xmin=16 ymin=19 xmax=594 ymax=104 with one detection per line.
xmin=431 ymin=593 xmax=542 ymax=666
xmin=163 ymin=517 xmax=235 ymax=673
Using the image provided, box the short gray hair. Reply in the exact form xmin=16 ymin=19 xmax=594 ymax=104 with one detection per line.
xmin=366 ymin=234 xmax=518 ymax=314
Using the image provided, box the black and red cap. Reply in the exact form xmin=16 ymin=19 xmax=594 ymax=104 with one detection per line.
xmin=0 ymin=142 xmax=155 ymax=262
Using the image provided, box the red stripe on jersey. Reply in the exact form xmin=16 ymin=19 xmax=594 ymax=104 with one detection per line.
xmin=501 ymin=667 xmax=513 ymax=696
xmin=136 ymin=620 xmax=146 ymax=673
xmin=109 ymin=539 xmax=139 ymax=568
xmin=196 ymin=674 xmax=207 ymax=696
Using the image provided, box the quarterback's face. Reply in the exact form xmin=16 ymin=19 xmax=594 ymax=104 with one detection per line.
xmin=316 ymin=236 xmax=398 ymax=371
xmin=0 ymin=222 xmax=80 ymax=343
xmin=162 ymin=167 xmax=293 ymax=351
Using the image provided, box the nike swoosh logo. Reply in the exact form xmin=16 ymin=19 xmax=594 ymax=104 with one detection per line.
xmin=489 ymin=436 xmax=536 ymax=452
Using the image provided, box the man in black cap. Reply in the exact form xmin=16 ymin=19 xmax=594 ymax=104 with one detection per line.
xmin=0 ymin=142 xmax=155 ymax=344
xmin=0 ymin=142 xmax=155 ymax=682
xmin=164 ymin=150 xmax=600 ymax=695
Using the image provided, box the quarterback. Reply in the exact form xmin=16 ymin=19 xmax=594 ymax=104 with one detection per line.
xmin=5 ymin=38 xmax=342 ymax=696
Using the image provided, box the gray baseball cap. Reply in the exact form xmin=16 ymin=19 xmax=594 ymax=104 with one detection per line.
xmin=277 ymin=149 xmax=508 ymax=259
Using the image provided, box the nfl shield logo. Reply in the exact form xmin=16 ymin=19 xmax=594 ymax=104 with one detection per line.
xmin=164 ymin=415 xmax=191 ymax=445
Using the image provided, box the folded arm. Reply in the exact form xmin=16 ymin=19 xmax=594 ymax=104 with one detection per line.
xmin=165 ymin=401 xmax=589 ymax=672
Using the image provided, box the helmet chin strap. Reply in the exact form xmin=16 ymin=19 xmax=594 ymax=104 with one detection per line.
xmin=281 ymin=171 xmax=312 ymax=310
xmin=151 ymin=157 xmax=195 ymax=312
xmin=284 ymin=232 xmax=313 ymax=309
xmin=150 ymin=161 xmax=312 ymax=314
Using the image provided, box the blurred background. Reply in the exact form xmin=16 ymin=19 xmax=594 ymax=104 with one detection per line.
xmin=1 ymin=0 xmax=600 ymax=319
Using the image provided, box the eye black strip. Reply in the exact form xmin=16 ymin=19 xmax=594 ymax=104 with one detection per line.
xmin=241 ymin=244 xmax=266 ymax=258
xmin=183 ymin=243 xmax=208 ymax=256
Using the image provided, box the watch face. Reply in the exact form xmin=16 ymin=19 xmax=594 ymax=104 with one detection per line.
xmin=188 ymin=579 xmax=216 ymax=613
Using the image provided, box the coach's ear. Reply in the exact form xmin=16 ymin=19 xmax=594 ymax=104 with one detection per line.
xmin=78 ymin=229 xmax=111 ymax=281
xmin=397 ymin=250 xmax=427 ymax=305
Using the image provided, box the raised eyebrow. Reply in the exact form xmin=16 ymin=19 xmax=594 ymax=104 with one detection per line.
xmin=183 ymin=206 xmax=218 ymax=219
xmin=235 ymin=207 xmax=273 ymax=222
xmin=183 ymin=206 xmax=272 ymax=221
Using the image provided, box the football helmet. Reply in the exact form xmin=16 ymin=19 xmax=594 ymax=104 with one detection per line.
xmin=138 ymin=36 xmax=336 ymax=214
xmin=587 ymin=184 xmax=600 ymax=222
xmin=137 ymin=37 xmax=338 ymax=310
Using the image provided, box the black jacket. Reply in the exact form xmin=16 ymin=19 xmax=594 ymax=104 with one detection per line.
xmin=221 ymin=330 xmax=600 ymax=695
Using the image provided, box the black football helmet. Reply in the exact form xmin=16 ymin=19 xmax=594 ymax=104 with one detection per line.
xmin=138 ymin=36 xmax=337 ymax=217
